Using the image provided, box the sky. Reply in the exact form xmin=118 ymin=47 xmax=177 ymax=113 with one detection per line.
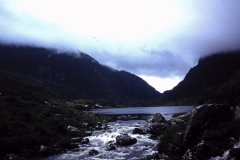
xmin=1 ymin=0 xmax=240 ymax=92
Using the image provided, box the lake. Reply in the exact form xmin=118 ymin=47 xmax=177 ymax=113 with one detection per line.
xmin=91 ymin=106 xmax=194 ymax=121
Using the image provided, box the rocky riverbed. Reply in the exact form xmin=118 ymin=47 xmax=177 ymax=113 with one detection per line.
xmin=13 ymin=104 xmax=239 ymax=160
xmin=41 ymin=119 xmax=160 ymax=160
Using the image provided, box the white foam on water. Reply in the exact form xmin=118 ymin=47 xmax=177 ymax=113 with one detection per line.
xmin=43 ymin=120 xmax=158 ymax=159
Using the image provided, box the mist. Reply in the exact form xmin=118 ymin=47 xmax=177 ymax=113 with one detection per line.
xmin=1 ymin=0 xmax=240 ymax=92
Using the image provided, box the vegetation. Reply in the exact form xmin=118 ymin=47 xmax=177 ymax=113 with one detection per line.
xmin=0 ymin=69 xmax=114 ymax=159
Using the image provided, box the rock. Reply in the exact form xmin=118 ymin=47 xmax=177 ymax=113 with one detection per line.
xmin=40 ymin=145 xmax=60 ymax=157
xmin=152 ymin=113 xmax=167 ymax=123
xmin=80 ymin=138 xmax=90 ymax=144
xmin=82 ymin=122 xmax=89 ymax=127
xmin=66 ymin=125 xmax=82 ymax=136
xmin=183 ymin=104 xmax=234 ymax=146
xmin=84 ymin=130 xmax=92 ymax=136
xmin=89 ymin=149 xmax=99 ymax=155
xmin=147 ymin=123 xmax=168 ymax=135
xmin=149 ymin=134 xmax=158 ymax=140
xmin=182 ymin=141 xmax=222 ymax=160
xmin=105 ymin=143 xmax=116 ymax=151
xmin=170 ymin=118 xmax=184 ymax=125
xmin=229 ymin=148 xmax=240 ymax=159
xmin=132 ymin=128 xmax=145 ymax=135
xmin=95 ymin=125 xmax=103 ymax=130
xmin=233 ymin=106 xmax=240 ymax=120
xmin=116 ymin=134 xmax=137 ymax=146
xmin=97 ymin=122 xmax=102 ymax=126
xmin=172 ymin=112 xmax=186 ymax=118
xmin=70 ymin=148 xmax=80 ymax=152
xmin=71 ymin=137 xmax=83 ymax=143
xmin=67 ymin=125 xmax=80 ymax=132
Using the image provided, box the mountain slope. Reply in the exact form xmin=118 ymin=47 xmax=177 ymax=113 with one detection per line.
xmin=160 ymin=52 xmax=240 ymax=105
xmin=0 ymin=45 xmax=160 ymax=103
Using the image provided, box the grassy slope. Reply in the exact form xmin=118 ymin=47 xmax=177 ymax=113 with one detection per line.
xmin=0 ymin=69 xmax=113 ymax=158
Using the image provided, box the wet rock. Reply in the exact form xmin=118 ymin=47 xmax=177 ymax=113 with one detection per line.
xmin=132 ymin=128 xmax=145 ymax=135
xmin=40 ymin=145 xmax=60 ymax=157
xmin=116 ymin=134 xmax=137 ymax=146
xmin=71 ymin=137 xmax=83 ymax=143
xmin=152 ymin=113 xmax=167 ymax=123
xmin=229 ymin=148 xmax=240 ymax=159
xmin=149 ymin=134 xmax=158 ymax=140
xmin=105 ymin=143 xmax=116 ymax=151
xmin=67 ymin=126 xmax=81 ymax=135
xmin=89 ymin=149 xmax=99 ymax=155
xmin=67 ymin=125 xmax=80 ymax=132
xmin=70 ymin=148 xmax=80 ymax=152
xmin=84 ymin=130 xmax=92 ymax=136
xmin=95 ymin=125 xmax=103 ymax=130
xmin=170 ymin=118 xmax=184 ymax=125
xmin=80 ymin=138 xmax=90 ymax=144
xmin=97 ymin=122 xmax=102 ymax=126
xmin=82 ymin=122 xmax=89 ymax=127
xmin=172 ymin=112 xmax=186 ymax=118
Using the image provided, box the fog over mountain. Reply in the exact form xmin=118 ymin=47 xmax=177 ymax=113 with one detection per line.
xmin=1 ymin=0 xmax=240 ymax=92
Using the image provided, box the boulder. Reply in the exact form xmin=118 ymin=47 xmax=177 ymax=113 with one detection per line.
xmin=84 ymin=131 xmax=92 ymax=136
xmin=80 ymin=138 xmax=90 ymax=144
xmin=132 ymin=128 xmax=145 ymax=135
xmin=89 ymin=149 xmax=99 ymax=155
xmin=40 ymin=145 xmax=60 ymax=157
xmin=71 ymin=137 xmax=83 ymax=143
xmin=116 ymin=134 xmax=137 ymax=146
xmin=105 ymin=143 xmax=116 ymax=151
xmin=66 ymin=125 xmax=82 ymax=136
xmin=183 ymin=104 xmax=234 ymax=146
xmin=152 ymin=113 xmax=167 ymax=123
xmin=182 ymin=141 xmax=222 ymax=160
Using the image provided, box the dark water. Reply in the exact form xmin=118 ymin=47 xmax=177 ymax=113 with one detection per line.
xmin=91 ymin=106 xmax=194 ymax=121
xmin=43 ymin=106 xmax=194 ymax=160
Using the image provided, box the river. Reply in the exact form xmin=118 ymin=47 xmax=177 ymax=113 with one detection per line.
xmin=43 ymin=106 xmax=193 ymax=160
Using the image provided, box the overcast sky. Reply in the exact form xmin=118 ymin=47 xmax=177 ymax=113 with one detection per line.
xmin=1 ymin=0 xmax=240 ymax=92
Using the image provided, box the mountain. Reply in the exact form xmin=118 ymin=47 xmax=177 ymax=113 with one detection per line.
xmin=159 ymin=52 xmax=240 ymax=105
xmin=0 ymin=45 xmax=160 ymax=104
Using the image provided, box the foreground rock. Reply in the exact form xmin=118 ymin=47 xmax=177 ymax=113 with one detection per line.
xmin=151 ymin=113 xmax=167 ymax=123
xmin=155 ymin=104 xmax=240 ymax=160
xmin=183 ymin=104 xmax=234 ymax=146
xmin=116 ymin=134 xmax=137 ymax=146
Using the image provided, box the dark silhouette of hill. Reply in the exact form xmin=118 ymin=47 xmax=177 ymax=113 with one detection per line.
xmin=0 ymin=45 xmax=160 ymax=103
xmin=159 ymin=52 xmax=240 ymax=105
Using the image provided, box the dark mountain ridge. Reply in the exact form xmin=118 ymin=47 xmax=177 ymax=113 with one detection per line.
xmin=0 ymin=45 xmax=160 ymax=103
xmin=160 ymin=51 xmax=240 ymax=105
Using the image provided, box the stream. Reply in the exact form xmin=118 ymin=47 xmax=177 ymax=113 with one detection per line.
xmin=43 ymin=106 xmax=193 ymax=160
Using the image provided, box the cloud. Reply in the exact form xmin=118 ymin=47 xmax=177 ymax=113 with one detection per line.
xmin=1 ymin=0 xmax=240 ymax=83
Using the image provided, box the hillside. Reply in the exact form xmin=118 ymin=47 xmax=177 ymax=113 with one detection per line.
xmin=159 ymin=52 xmax=240 ymax=105
xmin=0 ymin=45 xmax=160 ymax=104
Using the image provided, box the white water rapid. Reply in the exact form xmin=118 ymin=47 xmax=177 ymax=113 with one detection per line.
xmin=44 ymin=120 xmax=158 ymax=160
